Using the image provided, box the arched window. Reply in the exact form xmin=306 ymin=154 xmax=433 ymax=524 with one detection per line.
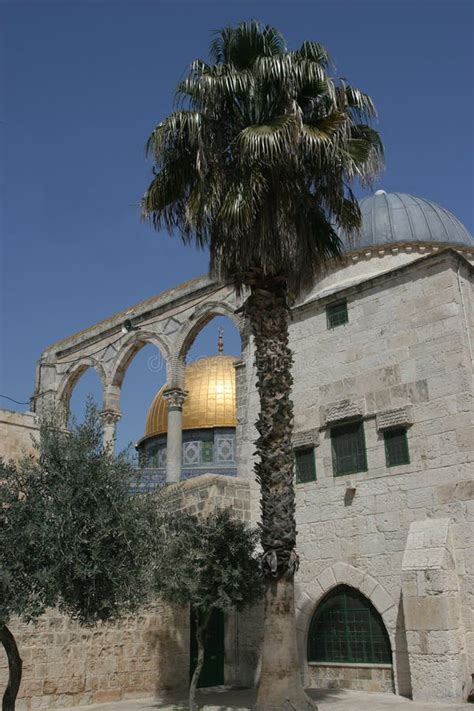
xmin=308 ymin=585 xmax=392 ymax=665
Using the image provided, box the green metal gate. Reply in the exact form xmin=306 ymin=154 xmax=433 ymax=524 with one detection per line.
xmin=190 ymin=608 xmax=225 ymax=687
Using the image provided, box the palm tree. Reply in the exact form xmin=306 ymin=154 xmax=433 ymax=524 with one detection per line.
xmin=142 ymin=22 xmax=383 ymax=710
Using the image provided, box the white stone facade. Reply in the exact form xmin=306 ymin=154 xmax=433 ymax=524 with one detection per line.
xmin=232 ymin=248 xmax=472 ymax=702
xmin=2 ymin=244 xmax=473 ymax=706
xmin=241 ymin=249 xmax=473 ymax=702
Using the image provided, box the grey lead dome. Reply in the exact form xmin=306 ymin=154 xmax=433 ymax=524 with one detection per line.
xmin=338 ymin=191 xmax=473 ymax=251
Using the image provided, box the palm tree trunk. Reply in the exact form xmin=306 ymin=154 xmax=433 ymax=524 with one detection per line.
xmin=0 ymin=625 xmax=22 ymax=711
xmin=244 ymin=278 xmax=316 ymax=711
xmin=189 ymin=609 xmax=211 ymax=711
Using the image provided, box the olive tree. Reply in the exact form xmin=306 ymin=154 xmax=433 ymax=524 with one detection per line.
xmin=151 ymin=507 xmax=263 ymax=711
xmin=0 ymin=403 xmax=152 ymax=711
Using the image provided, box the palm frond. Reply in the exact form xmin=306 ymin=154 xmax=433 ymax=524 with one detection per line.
xmin=177 ymin=64 xmax=254 ymax=109
xmin=293 ymin=41 xmax=332 ymax=69
xmin=143 ymin=22 xmax=383 ymax=294
xmin=210 ymin=22 xmax=285 ymax=68
xmin=336 ymin=83 xmax=378 ymax=122
xmin=303 ymin=112 xmax=348 ymax=140
xmin=217 ymin=171 xmax=267 ymax=233
xmin=145 ymin=111 xmax=202 ymax=159
xmin=141 ymin=154 xmax=195 ymax=229
xmin=237 ymin=114 xmax=299 ymax=162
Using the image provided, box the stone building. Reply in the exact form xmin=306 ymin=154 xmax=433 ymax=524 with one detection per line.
xmin=1 ymin=190 xmax=473 ymax=707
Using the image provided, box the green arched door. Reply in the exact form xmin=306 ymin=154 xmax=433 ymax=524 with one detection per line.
xmin=190 ymin=608 xmax=225 ymax=687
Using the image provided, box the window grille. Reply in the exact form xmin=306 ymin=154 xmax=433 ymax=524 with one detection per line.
xmin=295 ymin=448 xmax=316 ymax=484
xmin=384 ymin=428 xmax=410 ymax=467
xmin=308 ymin=586 xmax=392 ymax=665
xmin=326 ymin=300 xmax=348 ymax=329
xmin=331 ymin=421 xmax=367 ymax=476
xmin=201 ymin=441 xmax=214 ymax=463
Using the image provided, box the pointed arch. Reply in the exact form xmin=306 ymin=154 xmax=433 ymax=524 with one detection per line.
xmin=296 ymin=562 xmax=397 ymax=642
xmin=169 ymin=301 xmax=245 ymax=387
xmin=109 ymin=331 xmax=170 ymax=391
xmin=176 ymin=302 xmax=244 ymax=360
xmin=295 ymin=562 xmax=404 ymax=693
xmin=307 ymin=584 xmax=392 ymax=665
xmin=56 ymin=357 xmax=108 ymax=414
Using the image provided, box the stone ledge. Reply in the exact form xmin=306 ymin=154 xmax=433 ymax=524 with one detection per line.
xmin=293 ymin=428 xmax=319 ymax=449
xmin=308 ymin=662 xmax=393 ymax=669
xmin=324 ymin=399 xmax=365 ymax=425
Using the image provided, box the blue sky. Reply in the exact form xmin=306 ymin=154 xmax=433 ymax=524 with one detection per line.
xmin=1 ymin=0 xmax=473 ymax=452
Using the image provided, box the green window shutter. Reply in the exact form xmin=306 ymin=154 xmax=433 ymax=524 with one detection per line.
xmin=384 ymin=428 xmax=410 ymax=467
xmin=307 ymin=585 xmax=392 ymax=665
xmin=331 ymin=421 xmax=367 ymax=476
xmin=326 ymin=300 xmax=348 ymax=329
xmin=295 ymin=448 xmax=316 ymax=484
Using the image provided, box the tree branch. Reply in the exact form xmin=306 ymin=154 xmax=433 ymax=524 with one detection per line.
xmin=0 ymin=625 xmax=22 ymax=711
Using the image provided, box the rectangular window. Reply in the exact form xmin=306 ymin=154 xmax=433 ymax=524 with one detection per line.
xmin=384 ymin=428 xmax=410 ymax=467
xmin=326 ymin=300 xmax=348 ymax=329
xmin=295 ymin=448 xmax=316 ymax=484
xmin=331 ymin=421 xmax=367 ymax=476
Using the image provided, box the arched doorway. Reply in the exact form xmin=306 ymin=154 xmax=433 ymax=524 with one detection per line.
xmin=190 ymin=608 xmax=225 ymax=688
xmin=307 ymin=585 xmax=393 ymax=692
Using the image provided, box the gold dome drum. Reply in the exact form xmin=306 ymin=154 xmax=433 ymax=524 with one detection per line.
xmin=144 ymin=354 xmax=238 ymax=438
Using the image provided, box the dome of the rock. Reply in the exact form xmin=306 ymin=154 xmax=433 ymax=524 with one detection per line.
xmin=137 ymin=351 xmax=238 ymax=482
xmin=143 ymin=354 xmax=237 ymax=438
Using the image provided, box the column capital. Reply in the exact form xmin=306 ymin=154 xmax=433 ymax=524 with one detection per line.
xmin=163 ymin=387 xmax=188 ymax=409
xmin=100 ymin=409 xmax=122 ymax=426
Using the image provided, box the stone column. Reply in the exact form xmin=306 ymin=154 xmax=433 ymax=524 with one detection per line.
xmin=100 ymin=409 xmax=121 ymax=451
xmin=163 ymin=388 xmax=187 ymax=483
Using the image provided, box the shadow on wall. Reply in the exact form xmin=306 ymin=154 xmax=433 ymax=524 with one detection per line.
xmin=148 ymin=603 xmax=190 ymax=698
xmin=395 ymin=594 xmax=413 ymax=699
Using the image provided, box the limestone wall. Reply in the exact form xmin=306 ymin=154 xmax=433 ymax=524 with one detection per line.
xmin=294 ymin=256 xmax=473 ymax=701
xmin=307 ymin=664 xmax=394 ymax=693
xmin=237 ymin=251 xmax=473 ymax=701
xmin=0 ymin=475 xmax=251 ymax=710
xmin=401 ymin=518 xmax=470 ymax=701
xmin=0 ymin=605 xmax=188 ymax=711
xmin=0 ymin=410 xmax=38 ymax=462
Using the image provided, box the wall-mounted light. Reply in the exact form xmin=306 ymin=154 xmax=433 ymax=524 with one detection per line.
xmin=344 ymin=482 xmax=356 ymax=506
xmin=121 ymin=319 xmax=137 ymax=335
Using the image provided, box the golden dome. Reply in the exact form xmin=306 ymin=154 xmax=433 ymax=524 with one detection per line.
xmin=144 ymin=354 xmax=237 ymax=438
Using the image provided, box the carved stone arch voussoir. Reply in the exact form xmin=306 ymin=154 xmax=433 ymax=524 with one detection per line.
xmin=56 ymin=357 xmax=108 ymax=413
xmin=168 ymin=300 xmax=244 ymax=387
xmin=295 ymin=561 xmax=397 ymax=662
xmin=109 ymin=330 xmax=171 ymax=389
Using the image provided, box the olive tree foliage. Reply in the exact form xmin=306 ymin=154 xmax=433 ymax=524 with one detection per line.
xmin=151 ymin=507 xmax=263 ymax=711
xmin=0 ymin=402 xmax=154 ymax=711
xmin=0 ymin=456 xmax=53 ymax=711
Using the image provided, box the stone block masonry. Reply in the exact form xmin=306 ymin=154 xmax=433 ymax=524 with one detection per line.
xmin=307 ymin=664 xmax=394 ymax=693
xmin=0 ymin=605 xmax=189 ymax=711
xmin=0 ymin=410 xmax=38 ymax=461
xmin=271 ymin=252 xmax=473 ymax=701
xmin=401 ymin=519 xmax=470 ymax=702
